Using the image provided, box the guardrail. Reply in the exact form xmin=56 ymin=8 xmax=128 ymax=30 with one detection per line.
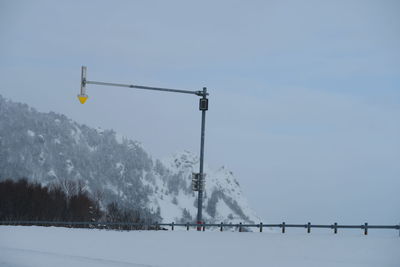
xmin=1 ymin=221 xmax=399 ymax=236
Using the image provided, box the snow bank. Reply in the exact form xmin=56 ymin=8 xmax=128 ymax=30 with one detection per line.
xmin=0 ymin=226 xmax=399 ymax=267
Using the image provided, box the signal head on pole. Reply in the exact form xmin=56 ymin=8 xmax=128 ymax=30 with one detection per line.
xmin=78 ymin=66 xmax=88 ymax=104
xmin=199 ymin=98 xmax=208 ymax=111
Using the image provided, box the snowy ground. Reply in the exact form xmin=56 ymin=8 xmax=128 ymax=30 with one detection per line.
xmin=0 ymin=226 xmax=399 ymax=267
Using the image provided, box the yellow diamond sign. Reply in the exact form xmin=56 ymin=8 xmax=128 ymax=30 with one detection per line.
xmin=78 ymin=95 xmax=88 ymax=104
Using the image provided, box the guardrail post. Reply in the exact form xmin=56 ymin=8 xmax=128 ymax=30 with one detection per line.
xmin=260 ymin=222 xmax=263 ymax=232
xmin=239 ymin=222 xmax=242 ymax=232
xmin=186 ymin=222 xmax=189 ymax=231
xmin=282 ymin=222 xmax=285 ymax=233
xmin=307 ymin=222 xmax=311 ymax=233
xmin=334 ymin=222 xmax=338 ymax=234
xmin=220 ymin=222 xmax=223 ymax=232
xmin=364 ymin=223 xmax=368 ymax=235
xmin=171 ymin=222 xmax=174 ymax=231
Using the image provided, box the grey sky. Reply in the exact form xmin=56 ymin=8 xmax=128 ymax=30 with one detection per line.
xmin=1 ymin=0 xmax=399 ymax=225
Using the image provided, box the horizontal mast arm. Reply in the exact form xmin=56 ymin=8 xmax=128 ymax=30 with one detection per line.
xmin=86 ymin=80 xmax=207 ymax=96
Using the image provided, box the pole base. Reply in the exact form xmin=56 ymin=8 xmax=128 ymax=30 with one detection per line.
xmin=197 ymin=221 xmax=203 ymax=231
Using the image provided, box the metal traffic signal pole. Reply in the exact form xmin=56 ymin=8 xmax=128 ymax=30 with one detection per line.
xmin=78 ymin=66 xmax=208 ymax=230
xmin=197 ymin=87 xmax=207 ymax=229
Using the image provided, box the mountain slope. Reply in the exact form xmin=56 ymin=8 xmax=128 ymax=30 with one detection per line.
xmin=0 ymin=95 xmax=260 ymax=223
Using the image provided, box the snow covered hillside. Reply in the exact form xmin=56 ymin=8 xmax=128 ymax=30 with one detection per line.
xmin=0 ymin=95 xmax=259 ymax=223
xmin=1 ymin=226 xmax=399 ymax=267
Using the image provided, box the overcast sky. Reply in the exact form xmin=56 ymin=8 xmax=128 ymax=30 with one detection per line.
xmin=1 ymin=0 xmax=399 ymax=225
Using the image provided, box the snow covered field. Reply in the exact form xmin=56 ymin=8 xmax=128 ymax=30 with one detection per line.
xmin=0 ymin=226 xmax=399 ymax=267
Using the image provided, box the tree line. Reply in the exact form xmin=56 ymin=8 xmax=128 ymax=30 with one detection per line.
xmin=0 ymin=178 xmax=146 ymax=229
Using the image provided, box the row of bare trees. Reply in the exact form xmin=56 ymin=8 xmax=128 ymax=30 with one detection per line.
xmin=0 ymin=178 xmax=144 ymax=228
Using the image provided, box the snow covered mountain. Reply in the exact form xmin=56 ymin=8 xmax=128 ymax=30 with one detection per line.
xmin=0 ymin=95 xmax=260 ymax=223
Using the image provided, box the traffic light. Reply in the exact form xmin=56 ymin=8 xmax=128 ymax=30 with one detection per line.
xmin=192 ymin=173 xmax=199 ymax=191
xmin=192 ymin=173 xmax=205 ymax=191
xmin=78 ymin=66 xmax=88 ymax=104
xmin=199 ymin=98 xmax=208 ymax=111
